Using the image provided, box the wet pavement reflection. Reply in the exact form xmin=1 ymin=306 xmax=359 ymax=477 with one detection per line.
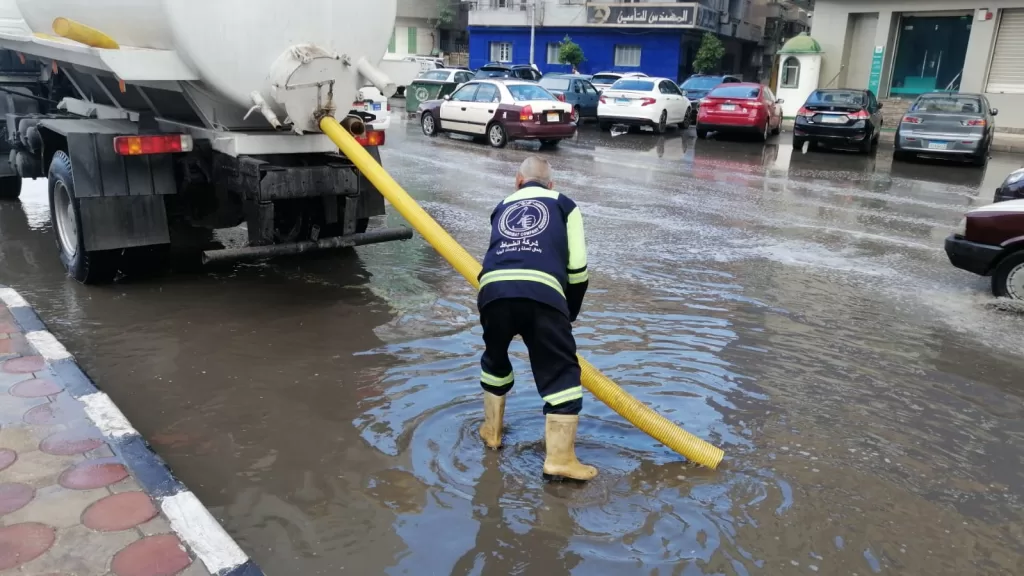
xmin=2 ymin=119 xmax=1024 ymax=574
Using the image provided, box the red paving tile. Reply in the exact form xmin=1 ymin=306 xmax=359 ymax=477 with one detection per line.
xmin=40 ymin=428 xmax=104 ymax=456
xmin=2 ymin=355 xmax=44 ymax=374
xmin=82 ymin=492 xmax=158 ymax=532
xmin=59 ymin=461 xmax=129 ymax=491
xmin=0 ymin=483 xmax=34 ymax=516
xmin=0 ymin=523 xmax=55 ymax=570
xmin=0 ymin=322 xmax=15 ymax=334
xmin=111 ymin=534 xmax=191 ymax=576
xmin=10 ymin=377 xmax=63 ymax=398
xmin=0 ymin=449 xmax=15 ymax=472
xmin=0 ymin=340 xmax=12 ymax=356
xmin=24 ymin=401 xmax=74 ymax=426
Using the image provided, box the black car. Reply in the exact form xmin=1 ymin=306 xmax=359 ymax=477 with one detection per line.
xmin=474 ymin=63 xmax=542 ymax=82
xmin=679 ymin=74 xmax=743 ymax=121
xmin=995 ymin=168 xmax=1024 ymax=203
xmin=793 ymin=89 xmax=884 ymax=154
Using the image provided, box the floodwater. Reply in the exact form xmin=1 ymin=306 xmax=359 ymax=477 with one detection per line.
xmin=3 ymin=120 xmax=1024 ymax=575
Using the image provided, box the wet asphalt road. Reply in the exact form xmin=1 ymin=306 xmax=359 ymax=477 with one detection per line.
xmin=3 ymin=118 xmax=1024 ymax=575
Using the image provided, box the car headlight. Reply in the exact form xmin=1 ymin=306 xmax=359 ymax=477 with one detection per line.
xmin=1005 ymin=169 xmax=1024 ymax=186
xmin=954 ymin=217 xmax=967 ymax=237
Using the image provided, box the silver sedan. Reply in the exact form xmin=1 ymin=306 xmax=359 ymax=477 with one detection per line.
xmin=894 ymin=93 xmax=997 ymax=167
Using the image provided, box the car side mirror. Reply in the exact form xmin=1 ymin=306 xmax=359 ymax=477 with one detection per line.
xmin=992 ymin=108 xmax=999 ymax=116
xmin=776 ymin=98 xmax=785 ymax=104
xmin=877 ymin=102 xmax=884 ymax=109
xmin=443 ymin=94 xmax=451 ymax=101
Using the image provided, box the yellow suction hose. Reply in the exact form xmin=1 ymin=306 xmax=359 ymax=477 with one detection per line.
xmin=52 ymin=18 xmax=120 ymax=49
xmin=321 ymin=117 xmax=725 ymax=469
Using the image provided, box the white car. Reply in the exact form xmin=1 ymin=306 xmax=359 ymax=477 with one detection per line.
xmin=419 ymin=79 xmax=576 ymax=148
xmin=590 ymin=71 xmax=648 ymax=92
xmin=597 ymin=77 xmax=692 ymax=134
xmin=355 ymin=86 xmax=391 ymax=130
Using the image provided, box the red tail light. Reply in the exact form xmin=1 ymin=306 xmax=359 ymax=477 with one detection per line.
xmin=387 ymin=102 xmax=392 ymax=112
xmin=114 ymin=134 xmax=193 ymax=156
xmin=640 ymin=97 xmax=656 ymax=107
xmin=555 ymin=93 xmax=566 ymax=102
xmin=963 ymin=118 xmax=986 ymax=127
xmin=599 ymin=95 xmax=607 ymax=104
xmin=747 ymin=101 xmax=764 ymax=107
xmin=797 ymin=107 xmax=815 ymax=118
xmin=520 ymin=105 xmax=534 ymax=121
xmin=848 ymin=110 xmax=870 ymax=120
xmin=355 ymin=130 xmax=386 ymax=147
xmin=902 ymin=116 xmax=922 ymax=124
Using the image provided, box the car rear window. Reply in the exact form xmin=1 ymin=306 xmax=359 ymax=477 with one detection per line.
xmin=539 ymin=78 xmax=571 ymax=91
xmin=507 ymin=84 xmax=557 ymax=101
xmin=610 ymin=79 xmax=654 ymax=92
xmin=806 ymin=90 xmax=865 ymax=106
xmin=475 ymin=68 xmax=509 ymax=78
xmin=912 ymin=96 xmax=982 ymax=114
xmin=682 ymin=76 xmax=723 ymax=90
xmin=708 ymin=85 xmax=760 ymax=99
xmin=591 ymin=74 xmax=621 ymax=84
xmin=419 ymin=70 xmax=450 ymax=81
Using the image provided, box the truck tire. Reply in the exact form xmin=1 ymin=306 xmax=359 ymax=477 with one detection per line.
xmin=992 ymin=250 xmax=1024 ymax=299
xmin=48 ymin=151 xmax=119 ymax=284
xmin=0 ymin=176 xmax=21 ymax=200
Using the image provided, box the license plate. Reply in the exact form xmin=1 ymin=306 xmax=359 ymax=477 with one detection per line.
xmin=546 ymin=112 xmax=560 ymax=122
xmin=372 ymin=103 xmax=382 ymax=111
xmin=721 ymin=104 xmax=737 ymax=111
xmin=821 ymin=115 xmax=848 ymax=124
xmin=927 ymin=141 xmax=948 ymax=150
xmin=616 ymin=98 xmax=630 ymax=105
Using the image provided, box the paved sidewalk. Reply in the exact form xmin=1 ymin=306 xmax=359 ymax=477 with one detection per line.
xmin=0 ymin=287 xmax=260 ymax=576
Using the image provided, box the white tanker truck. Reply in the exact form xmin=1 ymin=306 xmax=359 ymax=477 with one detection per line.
xmin=0 ymin=0 xmax=411 ymax=283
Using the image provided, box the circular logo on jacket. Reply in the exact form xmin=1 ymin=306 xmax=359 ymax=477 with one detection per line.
xmin=499 ymin=199 xmax=550 ymax=239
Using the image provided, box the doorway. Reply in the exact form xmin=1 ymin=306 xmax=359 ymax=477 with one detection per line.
xmin=889 ymin=13 xmax=972 ymax=96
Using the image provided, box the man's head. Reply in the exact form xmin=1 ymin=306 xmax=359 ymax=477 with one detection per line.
xmin=515 ymin=156 xmax=554 ymax=190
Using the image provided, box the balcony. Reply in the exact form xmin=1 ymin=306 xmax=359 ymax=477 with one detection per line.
xmin=467 ymin=0 xmax=588 ymax=27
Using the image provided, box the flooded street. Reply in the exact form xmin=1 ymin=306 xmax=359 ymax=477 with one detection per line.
xmin=3 ymin=119 xmax=1024 ymax=575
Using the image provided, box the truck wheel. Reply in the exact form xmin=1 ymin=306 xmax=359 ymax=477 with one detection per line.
xmin=48 ymin=151 xmax=118 ymax=284
xmin=992 ymin=251 xmax=1024 ymax=299
xmin=0 ymin=176 xmax=21 ymax=200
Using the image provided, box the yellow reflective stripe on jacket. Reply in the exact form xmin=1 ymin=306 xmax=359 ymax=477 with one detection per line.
xmin=543 ymin=386 xmax=583 ymax=405
xmin=481 ymin=370 xmax=514 ymax=386
xmin=503 ymin=186 xmax=560 ymax=204
xmin=568 ymin=269 xmax=589 ymax=284
xmin=479 ymin=269 xmax=565 ymax=298
xmin=566 ymin=206 xmax=587 ymax=275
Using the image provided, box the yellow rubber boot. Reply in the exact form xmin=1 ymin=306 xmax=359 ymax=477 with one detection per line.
xmin=543 ymin=414 xmax=598 ymax=481
xmin=479 ymin=391 xmax=506 ymax=449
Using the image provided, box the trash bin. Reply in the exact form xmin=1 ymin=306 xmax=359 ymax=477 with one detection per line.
xmin=406 ymin=79 xmax=461 ymax=116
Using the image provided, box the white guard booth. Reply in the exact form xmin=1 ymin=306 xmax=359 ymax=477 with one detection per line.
xmin=775 ymin=33 xmax=823 ymax=118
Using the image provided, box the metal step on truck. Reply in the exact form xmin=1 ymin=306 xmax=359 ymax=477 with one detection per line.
xmin=0 ymin=0 xmax=410 ymax=283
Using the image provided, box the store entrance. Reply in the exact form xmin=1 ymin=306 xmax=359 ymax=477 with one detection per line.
xmin=889 ymin=14 xmax=971 ymax=96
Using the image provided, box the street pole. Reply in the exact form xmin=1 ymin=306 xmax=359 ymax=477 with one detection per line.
xmin=529 ymin=0 xmax=536 ymax=65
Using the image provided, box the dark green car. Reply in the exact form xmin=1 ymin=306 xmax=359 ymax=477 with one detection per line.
xmin=407 ymin=69 xmax=476 ymax=114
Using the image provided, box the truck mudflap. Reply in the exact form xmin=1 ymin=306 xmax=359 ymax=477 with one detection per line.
xmin=201 ymin=226 xmax=412 ymax=264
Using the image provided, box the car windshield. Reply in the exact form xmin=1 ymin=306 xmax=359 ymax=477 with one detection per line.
xmin=610 ymin=79 xmax=654 ymax=92
xmin=708 ymin=85 xmax=760 ymax=99
xmin=475 ymin=68 xmax=509 ymax=78
xmin=912 ymin=96 xmax=982 ymax=114
xmin=507 ymin=84 xmax=556 ymax=101
xmin=591 ymin=74 xmax=621 ymax=84
xmin=539 ymin=78 xmax=571 ymax=91
xmin=806 ymin=90 xmax=865 ymax=106
xmin=682 ymin=77 xmax=723 ymax=90
xmin=419 ymin=70 xmax=451 ymax=81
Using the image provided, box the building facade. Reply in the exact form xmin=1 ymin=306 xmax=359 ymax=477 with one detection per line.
xmin=811 ymin=2 xmax=1024 ymax=128
xmin=467 ymin=1 xmax=765 ymax=82
xmin=389 ymin=0 xmax=471 ymax=57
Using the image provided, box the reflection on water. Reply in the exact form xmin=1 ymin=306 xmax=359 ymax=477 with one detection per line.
xmin=1 ymin=126 xmax=1024 ymax=574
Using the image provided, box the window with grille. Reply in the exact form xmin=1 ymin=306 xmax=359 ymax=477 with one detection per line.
xmin=614 ymin=45 xmax=641 ymax=67
xmin=781 ymin=57 xmax=800 ymax=88
xmin=547 ymin=43 xmax=561 ymax=64
xmin=490 ymin=42 xmax=512 ymax=63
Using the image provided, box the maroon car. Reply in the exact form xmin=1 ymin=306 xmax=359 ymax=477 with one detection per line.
xmin=945 ymin=199 xmax=1024 ymax=298
xmin=418 ymin=79 xmax=576 ymax=148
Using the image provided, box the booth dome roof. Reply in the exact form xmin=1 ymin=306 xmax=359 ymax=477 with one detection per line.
xmin=778 ymin=32 xmax=823 ymax=54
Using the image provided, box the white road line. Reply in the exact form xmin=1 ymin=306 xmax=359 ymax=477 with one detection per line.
xmin=26 ymin=331 xmax=72 ymax=361
xmin=160 ymin=491 xmax=249 ymax=574
xmin=80 ymin=392 xmax=138 ymax=438
xmin=0 ymin=288 xmax=28 ymax=309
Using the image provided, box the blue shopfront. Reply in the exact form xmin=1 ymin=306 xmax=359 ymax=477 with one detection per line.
xmin=468 ymin=4 xmax=720 ymax=82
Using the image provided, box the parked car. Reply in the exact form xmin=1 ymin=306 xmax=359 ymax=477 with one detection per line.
xmin=696 ymin=83 xmax=783 ymax=141
xmin=355 ymin=86 xmax=391 ymax=131
xmin=894 ymin=93 xmax=996 ymax=167
xmin=597 ymin=77 xmax=691 ymax=134
xmin=680 ymin=74 xmax=743 ymax=122
xmin=473 ymin=63 xmax=543 ymax=82
xmin=995 ymin=168 xmax=1024 ymax=203
xmin=945 ymin=199 xmax=1024 ymax=299
xmin=539 ymin=74 xmax=601 ymax=122
xmin=792 ymin=89 xmax=883 ymax=153
xmin=590 ymin=71 xmax=648 ymax=92
xmin=419 ymin=79 xmax=575 ymax=148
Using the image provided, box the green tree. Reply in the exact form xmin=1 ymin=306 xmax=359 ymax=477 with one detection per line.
xmin=693 ymin=32 xmax=726 ymax=74
xmin=557 ymin=35 xmax=586 ymax=72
